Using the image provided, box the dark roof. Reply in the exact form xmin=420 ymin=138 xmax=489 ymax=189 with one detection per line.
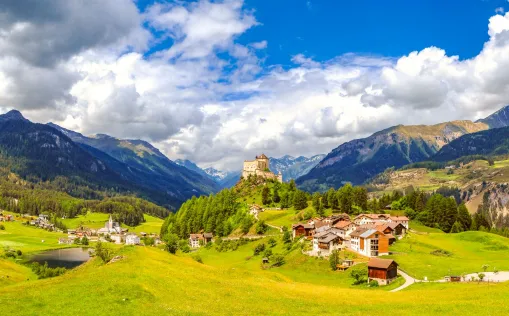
xmin=368 ymin=258 xmax=397 ymax=269
xmin=350 ymin=227 xmax=370 ymax=238
xmin=292 ymin=223 xmax=313 ymax=229
xmin=387 ymin=222 xmax=405 ymax=229
xmin=203 ymin=233 xmax=213 ymax=238
xmin=319 ymin=233 xmax=340 ymax=243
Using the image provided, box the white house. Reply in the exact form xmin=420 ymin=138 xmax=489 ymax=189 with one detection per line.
xmin=388 ymin=216 xmax=410 ymax=229
xmin=353 ymin=214 xmax=391 ymax=226
xmin=125 ymin=234 xmax=140 ymax=245
xmin=110 ymin=234 xmax=122 ymax=244
xmin=312 ymin=230 xmax=343 ymax=256
xmin=189 ymin=234 xmax=204 ymax=248
xmin=97 ymin=215 xmax=123 ymax=235
xmin=333 ymin=221 xmax=358 ymax=238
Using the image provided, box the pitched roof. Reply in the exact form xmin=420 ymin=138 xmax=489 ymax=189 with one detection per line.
xmin=292 ymin=223 xmax=313 ymax=229
xmin=203 ymin=233 xmax=213 ymax=238
xmin=349 ymin=227 xmax=370 ymax=238
xmin=387 ymin=222 xmax=405 ymax=229
xmin=189 ymin=234 xmax=204 ymax=240
xmin=359 ymin=229 xmax=379 ymax=238
xmin=319 ymin=233 xmax=340 ymax=244
xmin=390 ymin=216 xmax=409 ymax=221
xmin=368 ymin=258 xmax=397 ymax=269
xmin=257 ymin=154 xmax=268 ymax=159
xmin=334 ymin=221 xmax=356 ymax=229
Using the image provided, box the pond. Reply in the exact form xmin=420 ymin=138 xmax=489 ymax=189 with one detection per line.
xmin=30 ymin=248 xmax=91 ymax=269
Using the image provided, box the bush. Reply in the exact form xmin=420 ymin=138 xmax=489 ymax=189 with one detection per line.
xmin=81 ymin=236 xmax=89 ymax=246
xmin=164 ymin=233 xmax=179 ymax=254
xmin=329 ymin=250 xmax=340 ymax=271
xmin=16 ymin=250 xmax=22 ymax=256
xmin=282 ymin=230 xmax=292 ymax=244
xmin=255 ymin=220 xmax=269 ymax=235
xmin=430 ymin=249 xmax=452 ymax=257
xmin=263 ymin=248 xmax=273 ymax=258
xmin=31 ymin=262 xmax=66 ymax=279
xmin=95 ymin=241 xmax=113 ymax=263
xmin=253 ymin=243 xmax=266 ymax=256
xmin=0 ymin=224 xmax=5 ymax=230
xmin=270 ymin=254 xmax=285 ymax=267
xmin=368 ymin=280 xmax=379 ymax=287
xmin=268 ymin=238 xmax=277 ymax=248
xmin=350 ymin=265 xmax=368 ymax=285
xmin=73 ymin=237 xmax=81 ymax=245
xmin=179 ymin=240 xmax=191 ymax=253
xmin=192 ymin=254 xmax=203 ymax=264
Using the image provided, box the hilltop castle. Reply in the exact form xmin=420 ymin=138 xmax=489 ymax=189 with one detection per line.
xmin=242 ymin=154 xmax=283 ymax=183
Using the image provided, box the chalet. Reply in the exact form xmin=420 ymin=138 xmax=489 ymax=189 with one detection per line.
xmin=333 ymin=221 xmax=358 ymax=239
xmin=58 ymin=238 xmax=73 ymax=245
xmin=110 ymin=234 xmax=122 ymax=244
xmin=312 ymin=231 xmax=343 ymax=255
xmin=387 ymin=222 xmax=407 ymax=237
xmin=353 ymin=214 xmax=390 ymax=226
xmin=203 ymin=232 xmax=213 ymax=244
xmin=388 ymin=216 xmax=410 ymax=229
xmin=350 ymin=228 xmax=390 ymax=257
xmin=249 ymin=204 xmax=263 ymax=217
xmin=189 ymin=234 xmax=204 ymax=248
xmin=324 ymin=213 xmax=350 ymax=225
xmin=292 ymin=223 xmax=313 ymax=239
xmin=67 ymin=229 xmax=77 ymax=235
xmin=367 ymin=258 xmax=398 ymax=285
xmin=125 ymin=234 xmax=140 ymax=245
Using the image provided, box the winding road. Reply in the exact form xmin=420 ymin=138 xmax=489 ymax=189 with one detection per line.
xmin=390 ymin=269 xmax=415 ymax=292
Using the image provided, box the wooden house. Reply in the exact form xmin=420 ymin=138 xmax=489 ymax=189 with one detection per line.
xmin=367 ymin=258 xmax=398 ymax=285
xmin=203 ymin=232 xmax=213 ymax=243
xmin=292 ymin=223 xmax=313 ymax=239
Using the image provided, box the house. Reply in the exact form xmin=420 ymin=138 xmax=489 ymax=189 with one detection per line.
xmin=67 ymin=229 xmax=76 ymax=235
xmin=58 ymin=238 xmax=73 ymax=245
xmin=323 ymin=213 xmax=350 ymax=225
xmin=125 ymin=234 xmax=140 ymax=245
xmin=189 ymin=234 xmax=204 ymax=248
xmin=203 ymin=232 xmax=213 ymax=244
xmin=292 ymin=223 xmax=314 ymax=239
xmin=445 ymin=276 xmax=462 ymax=282
xmin=367 ymin=258 xmax=398 ymax=285
xmin=333 ymin=221 xmax=358 ymax=239
xmin=249 ymin=204 xmax=263 ymax=217
xmin=353 ymin=214 xmax=390 ymax=226
xmin=312 ymin=231 xmax=343 ymax=255
xmin=350 ymin=228 xmax=390 ymax=257
xmin=110 ymin=234 xmax=122 ymax=244
xmin=388 ymin=216 xmax=410 ymax=229
xmin=387 ymin=222 xmax=407 ymax=237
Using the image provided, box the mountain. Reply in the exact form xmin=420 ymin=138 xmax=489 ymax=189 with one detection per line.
xmin=47 ymin=123 xmax=219 ymax=208
xmin=432 ymin=126 xmax=509 ymax=162
xmin=476 ymin=105 xmax=509 ymax=129
xmin=174 ymin=159 xmax=241 ymax=189
xmin=269 ymin=155 xmax=325 ymax=182
xmin=297 ymin=120 xmax=489 ymax=192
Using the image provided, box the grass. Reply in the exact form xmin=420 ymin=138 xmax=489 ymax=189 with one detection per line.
xmin=0 ymin=221 xmax=68 ymax=253
xmin=61 ymin=212 xmax=163 ymax=234
xmin=258 ymin=210 xmax=298 ymax=228
xmin=387 ymin=231 xmax=509 ymax=280
xmin=0 ymin=244 xmax=509 ymax=315
xmin=409 ymin=221 xmax=444 ymax=234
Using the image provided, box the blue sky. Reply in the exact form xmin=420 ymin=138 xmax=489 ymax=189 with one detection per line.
xmin=2 ymin=0 xmax=509 ymax=169
xmin=140 ymin=0 xmax=509 ymax=66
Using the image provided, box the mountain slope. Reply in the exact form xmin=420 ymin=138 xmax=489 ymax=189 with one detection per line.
xmin=297 ymin=120 xmax=489 ymax=191
xmin=48 ymin=124 xmax=219 ymax=205
xmin=476 ymin=105 xmax=509 ymax=129
xmin=432 ymin=126 xmax=509 ymax=162
xmin=269 ymin=155 xmax=325 ymax=182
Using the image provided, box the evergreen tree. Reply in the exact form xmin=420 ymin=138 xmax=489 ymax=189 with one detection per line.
xmin=327 ymin=188 xmax=337 ymax=210
xmin=293 ymin=190 xmax=308 ymax=210
xmin=450 ymin=221 xmax=463 ymax=233
xmin=322 ymin=190 xmax=329 ymax=209
xmin=273 ymin=188 xmax=281 ymax=203
xmin=457 ymin=203 xmax=472 ymax=231
xmin=262 ymin=186 xmax=271 ymax=205
xmin=280 ymin=192 xmax=290 ymax=208
xmin=312 ymin=192 xmax=321 ymax=211
xmin=289 ymin=179 xmax=296 ymax=191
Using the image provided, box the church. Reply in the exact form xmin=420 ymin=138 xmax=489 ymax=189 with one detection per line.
xmin=242 ymin=154 xmax=282 ymax=182
xmin=97 ymin=215 xmax=123 ymax=235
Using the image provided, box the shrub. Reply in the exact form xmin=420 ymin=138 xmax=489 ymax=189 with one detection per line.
xmin=263 ymin=248 xmax=273 ymax=258
xmin=270 ymin=254 xmax=285 ymax=267
xmin=430 ymin=249 xmax=452 ymax=257
xmin=478 ymin=273 xmax=486 ymax=281
xmin=31 ymin=262 xmax=66 ymax=279
xmin=192 ymin=254 xmax=203 ymax=264
xmin=329 ymin=250 xmax=340 ymax=271
xmin=253 ymin=243 xmax=266 ymax=256
xmin=81 ymin=236 xmax=89 ymax=246
xmin=164 ymin=233 xmax=179 ymax=254
xmin=268 ymin=238 xmax=277 ymax=248
xmin=0 ymin=224 xmax=5 ymax=230
xmin=255 ymin=220 xmax=268 ymax=235
xmin=95 ymin=241 xmax=113 ymax=263
xmin=350 ymin=265 xmax=368 ymax=285
xmin=16 ymin=250 xmax=22 ymax=256
xmin=179 ymin=240 xmax=191 ymax=253
xmin=368 ymin=280 xmax=379 ymax=287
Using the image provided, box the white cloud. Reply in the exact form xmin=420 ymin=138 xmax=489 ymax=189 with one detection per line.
xmin=496 ymin=7 xmax=505 ymax=14
xmin=2 ymin=2 xmax=509 ymax=172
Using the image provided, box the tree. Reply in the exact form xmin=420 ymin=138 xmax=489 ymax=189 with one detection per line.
xmin=350 ymin=265 xmax=368 ymax=285
xmin=95 ymin=241 xmax=113 ymax=263
xmin=329 ymin=250 xmax=340 ymax=271
xmin=327 ymin=188 xmax=337 ymax=210
xmin=253 ymin=243 xmax=266 ymax=255
xmin=478 ymin=272 xmax=485 ymax=281
xmin=322 ymin=190 xmax=329 ymax=209
xmin=270 ymin=253 xmax=285 ymax=267
xmin=289 ymin=179 xmax=296 ymax=191
xmin=312 ymin=192 xmax=321 ymax=211
xmin=293 ymin=190 xmax=308 ymax=210
xmin=280 ymin=192 xmax=290 ymax=208
xmin=450 ymin=221 xmax=463 ymax=233
xmin=255 ymin=220 xmax=268 ymax=235
xmin=316 ymin=200 xmax=325 ymax=217
xmin=457 ymin=203 xmax=472 ymax=231
xmin=164 ymin=233 xmax=179 ymax=254
xmin=73 ymin=237 xmax=81 ymax=245
xmin=241 ymin=216 xmax=254 ymax=234
xmin=268 ymin=237 xmax=277 ymax=247
xmin=482 ymin=264 xmax=489 ymax=272
xmin=272 ymin=188 xmax=281 ymax=203
xmin=282 ymin=229 xmax=292 ymax=244
xmin=81 ymin=235 xmax=89 ymax=246
xmin=262 ymin=186 xmax=271 ymax=205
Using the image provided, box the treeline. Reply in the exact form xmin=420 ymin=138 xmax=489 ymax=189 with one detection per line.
xmin=0 ymin=178 xmax=170 ymax=226
xmin=161 ymin=189 xmax=242 ymax=239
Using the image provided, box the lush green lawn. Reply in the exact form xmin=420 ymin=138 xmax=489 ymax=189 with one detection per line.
xmin=61 ymin=212 xmax=163 ymax=234
xmin=0 ymin=258 xmax=37 ymax=287
xmin=409 ymin=220 xmax=445 ymax=234
xmin=0 ymin=221 xmax=67 ymax=253
xmin=61 ymin=212 xmax=109 ymax=229
xmin=125 ymin=215 xmax=163 ymax=234
xmin=0 ymin=245 xmax=509 ymax=315
xmin=387 ymin=231 xmax=509 ymax=280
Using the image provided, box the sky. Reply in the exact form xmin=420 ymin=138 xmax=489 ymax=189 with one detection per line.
xmin=1 ymin=0 xmax=509 ymax=171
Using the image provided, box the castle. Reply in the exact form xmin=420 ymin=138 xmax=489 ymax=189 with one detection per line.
xmin=242 ymin=154 xmax=283 ymax=183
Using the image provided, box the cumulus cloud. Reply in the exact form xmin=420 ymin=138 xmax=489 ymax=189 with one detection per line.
xmin=2 ymin=2 xmax=509 ymax=172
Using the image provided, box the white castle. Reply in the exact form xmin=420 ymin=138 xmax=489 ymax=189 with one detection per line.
xmin=242 ymin=154 xmax=283 ymax=183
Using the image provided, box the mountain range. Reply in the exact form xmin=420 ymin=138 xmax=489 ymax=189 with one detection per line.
xmin=297 ymin=105 xmax=509 ymax=192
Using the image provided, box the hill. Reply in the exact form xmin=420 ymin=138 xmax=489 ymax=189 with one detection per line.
xmin=298 ymin=120 xmax=488 ymax=192
xmin=48 ymin=123 xmax=218 ymax=208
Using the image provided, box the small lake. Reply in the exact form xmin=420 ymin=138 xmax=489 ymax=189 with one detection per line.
xmin=30 ymin=248 xmax=91 ymax=269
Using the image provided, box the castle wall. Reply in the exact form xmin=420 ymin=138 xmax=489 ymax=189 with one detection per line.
xmin=242 ymin=156 xmax=282 ymax=183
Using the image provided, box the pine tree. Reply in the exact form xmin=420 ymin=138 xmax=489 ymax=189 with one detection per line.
xmin=322 ymin=190 xmax=329 ymax=208
xmin=273 ymin=188 xmax=281 ymax=203
xmin=293 ymin=190 xmax=308 ymax=210
xmin=327 ymin=188 xmax=337 ymax=210
xmin=261 ymin=186 xmax=271 ymax=205
xmin=312 ymin=192 xmax=321 ymax=211
xmin=450 ymin=221 xmax=463 ymax=233
xmin=457 ymin=203 xmax=472 ymax=231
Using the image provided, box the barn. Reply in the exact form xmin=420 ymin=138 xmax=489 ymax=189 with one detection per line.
xmin=367 ymin=258 xmax=398 ymax=285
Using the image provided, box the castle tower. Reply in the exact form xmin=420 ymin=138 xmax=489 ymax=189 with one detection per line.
xmin=256 ymin=153 xmax=269 ymax=170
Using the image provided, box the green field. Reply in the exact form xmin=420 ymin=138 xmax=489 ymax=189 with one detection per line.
xmin=0 ymin=221 xmax=68 ymax=253
xmin=387 ymin=231 xmax=509 ymax=280
xmin=61 ymin=212 xmax=163 ymax=234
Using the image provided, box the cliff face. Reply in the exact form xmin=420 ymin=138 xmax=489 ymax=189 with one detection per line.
xmin=297 ymin=121 xmax=489 ymax=192
xmin=465 ymin=182 xmax=509 ymax=229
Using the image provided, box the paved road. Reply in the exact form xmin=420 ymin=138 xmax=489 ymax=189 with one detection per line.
xmin=390 ymin=269 xmax=415 ymax=292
